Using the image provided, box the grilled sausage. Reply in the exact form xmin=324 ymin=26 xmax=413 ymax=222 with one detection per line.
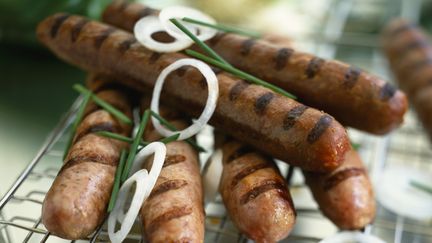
xmin=36 ymin=14 xmax=350 ymax=172
xmin=101 ymin=1 xmax=408 ymax=135
xmin=219 ymin=139 xmax=296 ymax=243
xmin=382 ymin=19 xmax=432 ymax=141
xmin=139 ymin=98 xmax=205 ymax=243
xmin=42 ymin=79 xmax=132 ymax=239
xmin=302 ymin=149 xmax=376 ymax=229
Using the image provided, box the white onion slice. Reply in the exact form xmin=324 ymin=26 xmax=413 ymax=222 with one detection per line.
xmin=108 ymin=142 xmax=166 ymax=243
xmin=134 ymin=16 xmax=193 ymax=53
xmin=202 ymin=149 xmax=223 ymax=203
xmin=320 ymin=231 xmax=385 ymax=243
xmin=159 ymin=5 xmax=218 ymax=41
xmin=151 ymin=58 xmax=219 ymax=140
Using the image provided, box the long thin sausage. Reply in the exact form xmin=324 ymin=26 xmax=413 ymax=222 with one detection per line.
xmin=42 ymin=78 xmax=133 ymax=239
xmin=219 ymin=138 xmax=296 ymax=243
xmin=139 ymin=98 xmax=205 ymax=242
xmin=303 ymin=149 xmax=376 ymax=230
xmin=102 ymin=1 xmax=408 ymax=135
xmin=382 ymin=19 xmax=432 ymax=142
xmin=36 ymin=14 xmax=350 ymax=172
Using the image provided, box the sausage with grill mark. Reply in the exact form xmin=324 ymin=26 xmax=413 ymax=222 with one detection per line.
xmin=302 ymin=149 xmax=376 ymax=230
xmin=219 ymin=139 xmax=296 ymax=243
xmin=42 ymin=78 xmax=132 ymax=239
xmin=101 ymin=1 xmax=408 ymax=135
xmin=36 ymin=14 xmax=350 ymax=172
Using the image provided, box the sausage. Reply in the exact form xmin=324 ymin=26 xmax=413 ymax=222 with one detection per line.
xmin=42 ymin=78 xmax=133 ymax=239
xmin=382 ymin=18 xmax=432 ymax=96
xmin=101 ymin=1 xmax=408 ymax=135
xmin=382 ymin=19 xmax=432 ymax=141
xmin=302 ymin=149 xmax=376 ymax=230
xmin=139 ymin=98 xmax=205 ymax=242
xmin=219 ymin=138 xmax=296 ymax=243
xmin=36 ymin=14 xmax=350 ymax=172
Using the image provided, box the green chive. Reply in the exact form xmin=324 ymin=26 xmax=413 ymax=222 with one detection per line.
xmin=150 ymin=110 xmax=206 ymax=152
xmin=159 ymin=133 xmax=180 ymax=144
xmin=121 ymin=110 xmax=151 ymax=182
xmin=186 ymin=49 xmax=297 ymax=100
xmin=63 ymin=92 xmax=92 ymax=160
xmin=351 ymin=142 xmax=361 ymax=151
xmin=73 ymin=84 xmax=132 ymax=125
xmin=410 ymin=180 xmax=432 ymax=195
xmin=96 ymin=131 xmax=150 ymax=146
xmin=182 ymin=17 xmax=261 ymax=39
xmin=170 ymin=18 xmax=231 ymax=67
xmin=108 ymin=149 xmax=127 ymax=212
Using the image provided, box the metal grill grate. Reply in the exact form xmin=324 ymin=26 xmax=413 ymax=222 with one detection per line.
xmin=1 ymin=0 xmax=432 ymax=242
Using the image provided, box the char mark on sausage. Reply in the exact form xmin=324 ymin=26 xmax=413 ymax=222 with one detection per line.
xmin=274 ymin=48 xmax=294 ymax=70
xmin=231 ymin=163 xmax=272 ymax=188
xmin=146 ymin=206 xmax=193 ymax=235
xmin=343 ymin=66 xmax=361 ymax=89
xmin=163 ymin=154 xmax=187 ymax=168
xmin=254 ymin=92 xmax=274 ymax=115
xmin=117 ymin=37 xmax=137 ymax=54
xmin=240 ymin=179 xmax=287 ymax=205
xmin=94 ymin=27 xmax=116 ymax=49
xmin=305 ymin=57 xmax=325 ymax=79
xmin=323 ymin=168 xmax=366 ymax=191
xmin=50 ymin=14 xmax=70 ymax=38
xmin=148 ymin=179 xmax=189 ymax=199
xmin=240 ymin=39 xmax=256 ymax=56
xmin=283 ymin=105 xmax=308 ymax=130
xmin=229 ymin=80 xmax=250 ymax=101
xmin=380 ymin=83 xmax=397 ymax=101
xmin=307 ymin=115 xmax=332 ymax=143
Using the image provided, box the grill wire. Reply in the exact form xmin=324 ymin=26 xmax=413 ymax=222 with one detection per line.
xmin=1 ymin=0 xmax=432 ymax=242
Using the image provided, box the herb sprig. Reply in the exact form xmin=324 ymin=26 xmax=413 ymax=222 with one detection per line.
xmin=410 ymin=180 xmax=432 ymax=195
xmin=108 ymin=149 xmax=127 ymax=212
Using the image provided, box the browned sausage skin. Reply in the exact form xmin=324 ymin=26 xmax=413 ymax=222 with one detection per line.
xmin=36 ymin=14 xmax=350 ymax=172
xmin=382 ymin=19 xmax=432 ymax=141
xmin=42 ymin=78 xmax=133 ymax=239
xmin=139 ymin=99 xmax=205 ymax=242
xmin=219 ymin=139 xmax=296 ymax=243
xmin=102 ymin=1 xmax=408 ymax=135
xmin=303 ymin=149 xmax=376 ymax=230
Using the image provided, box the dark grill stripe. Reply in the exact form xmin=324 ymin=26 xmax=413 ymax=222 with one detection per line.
xmin=149 ymin=52 xmax=162 ymax=64
xmin=240 ymin=180 xmax=287 ymax=205
xmin=343 ymin=66 xmax=361 ymax=89
xmin=227 ymin=146 xmax=254 ymax=163
xmin=389 ymin=22 xmax=415 ymax=37
xmin=240 ymin=39 xmax=256 ymax=56
xmin=163 ymin=154 xmax=186 ymax=168
xmin=71 ymin=18 xmax=89 ymax=42
xmin=149 ymin=180 xmax=188 ymax=199
xmin=323 ymin=168 xmax=365 ymax=191
xmin=399 ymin=40 xmax=429 ymax=56
xmin=379 ymin=83 xmax=397 ymax=100
xmin=229 ymin=81 xmax=250 ymax=101
xmin=50 ymin=14 xmax=70 ymax=38
xmin=274 ymin=48 xmax=294 ymax=70
xmin=75 ymin=122 xmax=119 ymax=142
xmin=94 ymin=27 xmax=116 ymax=49
xmin=117 ymin=37 xmax=137 ymax=54
xmin=176 ymin=67 xmax=188 ymax=77
xmin=254 ymin=92 xmax=274 ymax=115
xmin=137 ymin=7 xmax=157 ymax=19
xmin=146 ymin=206 xmax=192 ymax=235
xmin=209 ymin=32 xmax=227 ymax=46
xmin=117 ymin=2 xmax=130 ymax=12
xmin=60 ymin=153 xmax=116 ymax=174
xmin=305 ymin=57 xmax=325 ymax=79
xmin=211 ymin=67 xmax=223 ymax=74
xmin=307 ymin=115 xmax=332 ymax=144
xmin=283 ymin=105 xmax=308 ymax=130
xmin=231 ymin=163 xmax=271 ymax=188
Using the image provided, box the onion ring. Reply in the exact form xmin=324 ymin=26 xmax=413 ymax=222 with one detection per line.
xmin=151 ymin=58 xmax=219 ymax=140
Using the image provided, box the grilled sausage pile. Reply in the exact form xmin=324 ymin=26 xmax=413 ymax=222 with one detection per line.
xmin=35 ymin=2 xmax=416 ymax=241
xmin=382 ymin=18 xmax=432 ymax=142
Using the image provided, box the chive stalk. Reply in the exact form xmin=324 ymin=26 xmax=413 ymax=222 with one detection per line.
xmin=107 ymin=149 xmax=127 ymax=212
xmin=185 ymin=49 xmax=297 ymax=99
xmin=96 ymin=131 xmax=150 ymax=146
xmin=410 ymin=180 xmax=432 ymax=195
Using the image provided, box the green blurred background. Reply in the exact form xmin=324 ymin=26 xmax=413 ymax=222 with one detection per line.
xmin=0 ymin=0 xmax=431 ymax=196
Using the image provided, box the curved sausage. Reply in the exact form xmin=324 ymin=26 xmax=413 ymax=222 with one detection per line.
xmin=102 ymin=1 xmax=408 ymax=135
xmin=302 ymin=149 xmax=376 ymax=230
xmin=36 ymin=14 xmax=350 ymax=172
xmin=42 ymin=79 xmax=132 ymax=239
xmin=382 ymin=18 xmax=432 ymax=142
xmin=139 ymin=99 xmax=205 ymax=242
xmin=219 ymin=139 xmax=296 ymax=243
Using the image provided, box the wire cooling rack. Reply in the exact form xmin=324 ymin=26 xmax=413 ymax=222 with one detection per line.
xmin=1 ymin=0 xmax=432 ymax=242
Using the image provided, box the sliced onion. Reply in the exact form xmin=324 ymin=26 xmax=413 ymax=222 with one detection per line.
xmin=108 ymin=142 xmax=166 ymax=243
xmin=134 ymin=16 xmax=193 ymax=53
xmin=151 ymin=58 xmax=219 ymax=140
xmin=202 ymin=149 xmax=223 ymax=203
xmin=320 ymin=231 xmax=385 ymax=243
xmin=159 ymin=5 xmax=218 ymax=41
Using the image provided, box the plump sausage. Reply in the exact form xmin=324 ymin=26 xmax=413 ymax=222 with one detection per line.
xmin=139 ymin=98 xmax=205 ymax=243
xmin=42 ymin=78 xmax=133 ymax=239
xmin=101 ymin=1 xmax=408 ymax=135
xmin=302 ymin=149 xmax=376 ymax=230
xmin=36 ymin=14 xmax=350 ymax=172
xmin=219 ymin=138 xmax=296 ymax=243
xmin=382 ymin=19 xmax=432 ymax=141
